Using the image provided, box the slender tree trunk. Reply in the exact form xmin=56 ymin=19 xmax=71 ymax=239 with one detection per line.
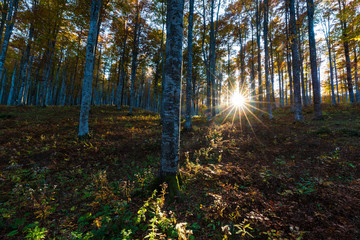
xmin=277 ymin=55 xmax=284 ymax=107
xmin=307 ymin=0 xmax=322 ymax=118
xmin=92 ymin=43 xmax=102 ymax=105
xmin=308 ymin=64 xmax=312 ymax=103
xmin=299 ymin=32 xmax=307 ymax=106
xmin=285 ymin=74 xmax=288 ymax=105
xmin=0 ymin=0 xmax=9 ymax=51
xmin=338 ymin=0 xmax=355 ymax=103
xmin=0 ymin=69 xmax=6 ymax=104
xmin=210 ymin=0 xmax=216 ymax=118
xmin=333 ymin=51 xmax=340 ymax=103
xmin=78 ymin=0 xmax=102 ymax=137
xmin=0 ymin=0 xmax=19 ymax=91
xmin=250 ymin=22 xmax=256 ymax=106
xmin=192 ymin=71 xmax=196 ymax=114
xmin=239 ymin=29 xmax=245 ymax=88
xmin=40 ymin=29 xmax=58 ymax=107
xmin=24 ymin=55 xmax=34 ymax=105
xmin=116 ymin=29 xmax=128 ymax=109
xmin=263 ymin=0 xmax=272 ymax=119
xmin=160 ymin=0 xmax=185 ymax=199
xmin=256 ymin=0 xmax=263 ymax=111
xmin=185 ymin=0 xmax=194 ymax=130
xmin=281 ymin=66 xmax=285 ymax=107
xmin=201 ymin=0 xmax=211 ymax=120
xmin=270 ymin=31 xmax=276 ymax=108
xmin=289 ymin=0 xmax=303 ymax=121
xmin=327 ymin=42 xmax=336 ymax=104
xmin=129 ymin=1 xmax=141 ymax=115
xmin=285 ymin=5 xmax=293 ymax=108
xmin=353 ymin=46 xmax=360 ymax=102
xmin=160 ymin=2 xmax=166 ymax=119
xmin=6 ymin=64 xmax=15 ymax=105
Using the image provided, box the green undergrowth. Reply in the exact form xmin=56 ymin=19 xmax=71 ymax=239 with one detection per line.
xmin=1 ymin=104 xmax=360 ymax=239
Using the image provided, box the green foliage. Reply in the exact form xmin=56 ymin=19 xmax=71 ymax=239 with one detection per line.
xmin=24 ymin=222 xmax=48 ymax=240
xmin=1 ymin=106 xmax=360 ymax=239
xmin=234 ymin=220 xmax=254 ymax=238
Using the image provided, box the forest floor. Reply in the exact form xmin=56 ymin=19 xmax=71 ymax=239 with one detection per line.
xmin=0 ymin=104 xmax=360 ymax=240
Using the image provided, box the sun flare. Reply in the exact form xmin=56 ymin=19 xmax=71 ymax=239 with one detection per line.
xmin=231 ymin=92 xmax=246 ymax=108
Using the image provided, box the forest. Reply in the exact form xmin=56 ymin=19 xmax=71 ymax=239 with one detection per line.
xmin=0 ymin=0 xmax=360 ymax=239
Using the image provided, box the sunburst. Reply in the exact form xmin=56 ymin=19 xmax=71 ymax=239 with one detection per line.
xmin=217 ymin=80 xmax=272 ymax=135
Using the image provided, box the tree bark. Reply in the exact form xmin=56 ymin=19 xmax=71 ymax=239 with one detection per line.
xmin=0 ymin=0 xmax=19 ymax=94
xmin=210 ymin=0 xmax=216 ymax=118
xmin=354 ymin=45 xmax=360 ymax=102
xmin=338 ymin=0 xmax=355 ymax=103
xmin=263 ymin=0 xmax=272 ymax=119
xmin=160 ymin=0 xmax=185 ymax=199
xmin=0 ymin=0 xmax=9 ymax=52
xmin=78 ymin=0 xmax=102 ymax=137
xmin=116 ymin=26 xmax=128 ymax=109
xmin=289 ymin=0 xmax=303 ymax=121
xmin=307 ymin=0 xmax=322 ymax=118
xmin=6 ymin=64 xmax=15 ymax=105
xmin=185 ymin=0 xmax=194 ymax=130
xmin=256 ymin=0 xmax=262 ymax=111
xmin=129 ymin=1 xmax=141 ymax=115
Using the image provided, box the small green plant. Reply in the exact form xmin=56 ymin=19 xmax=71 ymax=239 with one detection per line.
xmin=24 ymin=223 xmax=47 ymax=240
xmin=135 ymin=184 xmax=193 ymax=239
xmin=259 ymin=167 xmax=273 ymax=183
xmin=234 ymin=219 xmax=254 ymax=238
xmin=71 ymin=231 xmax=94 ymax=240
xmin=295 ymin=177 xmax=316 ymax=195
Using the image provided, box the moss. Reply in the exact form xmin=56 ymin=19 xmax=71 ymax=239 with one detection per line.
xmin=164 ymin=174 xmax=180 ymax=201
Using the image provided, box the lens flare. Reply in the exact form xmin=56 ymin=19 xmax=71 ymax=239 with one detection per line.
xmin=231 ymin=92 xmax=246 ymax=108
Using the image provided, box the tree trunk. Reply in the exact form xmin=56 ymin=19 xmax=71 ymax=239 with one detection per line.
xmin=326 ymin=42 xmax=336 ymax=104
xmin=0 ymin=0 xmax=9 ymax=51
xmin=129 ymin=1 xmax=141 ymax=115
xmin=116 ymin=29 xmax=128 ymax=109
xmin=256 ymin=0 xmax=262 ymax=111
xmin=338 ymin=0 xmax=355 ymax=103
xmin=353 ymin=46 xmax=360 ymax=102
xmin=0 ymin=0 xmax=19 ymax=92
xmin=307 ymin=0 xmax=322 ymax=118
xmin=289 ymin=0 xmax=303 ymax=121
xmin=160 ymin=0 xmax=185 ymax=199
xmin=333 ymin=51 xmax=340 ymax=103
xmin=78 ymin=0 xmax=102 ymax=137
xmin=0 ymin=69 xmax=6 ymax=104
xmin=269 ymin=30 xmax=276 ymax=108
xmin=185 ymin=0 xmax=194 ymax=130
xmin=250 ymin=22 xmax=256 ymax=106
xmin=210 ymin=0 xmax=216 ymax=118
xmin=285 ymin=4 xmax=293 ymax=108
xmin=277 ymin=54 xmax=284 ymax=107
xmin=6 ymin=64 xmax=16 ymax=105
xmin=263 ymin=0 xmax=272 ymax=119
xmin=201 ymin=0 xmax=211 ymax=120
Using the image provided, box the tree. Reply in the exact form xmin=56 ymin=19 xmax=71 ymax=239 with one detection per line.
xmin=320 ymin=0 xmax=336 ymax=105
xmin=78 ymin=0 xmax=103 ymax=138
xmin=256 ymin=0 xmax=262 ymax=111
xmin=337 ymin=0 xmax=355 ymax=103
xmin=160 ymin=0 xmax=185 ymax=199
xmin=129 ymin=0 xmax=142 ymax=115
xmin=263 ymin=0 xmax=272 ymax=119
xmin=289 ymin=0 xmax=303 ymax=121
xmin=0 ymin=0 xmax=19 ymax=104
xmin=185 ymin=0 xmax=195 ymax=130
xmin=307 ymin=0 xmax=322 ymax=119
